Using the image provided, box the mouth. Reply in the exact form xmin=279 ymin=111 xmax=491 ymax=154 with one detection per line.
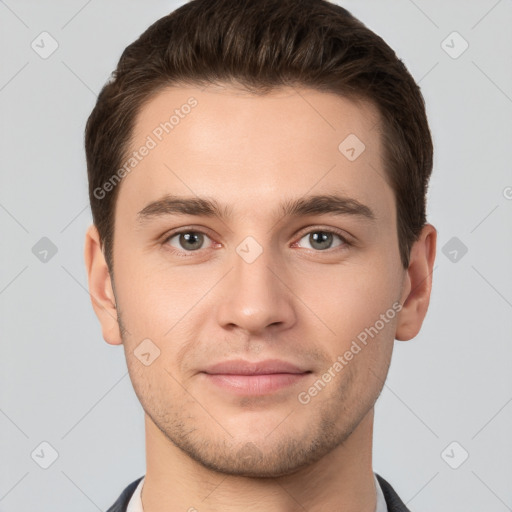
xmin=201 ymin=359 xmax=312 ymax=395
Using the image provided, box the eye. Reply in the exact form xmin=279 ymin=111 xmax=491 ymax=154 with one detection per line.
xmin=163 ymin=230 xmax=214 ymax=254
xmin=162 ymin=227 xmax=350 ymax=257
xmin=294 ymin=229 xmax=349 ymax=251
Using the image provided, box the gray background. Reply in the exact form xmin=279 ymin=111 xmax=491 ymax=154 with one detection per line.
xmin=1 ymin=0 xmax=511 ymax=510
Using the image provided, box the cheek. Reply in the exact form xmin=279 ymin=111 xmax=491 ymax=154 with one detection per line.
xmin=296 ymin=258 xmax=400 ymax=345
xmin=113 ymin=250 xmax=193 ymax=337
xmin=115 ymin=260 xmax=210 ymax=376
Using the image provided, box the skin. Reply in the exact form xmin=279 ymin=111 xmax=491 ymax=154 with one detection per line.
xmin=85 ymin=84 xmax=436 ymax=512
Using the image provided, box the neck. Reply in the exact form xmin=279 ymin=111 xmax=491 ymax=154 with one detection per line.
xmin=141 ymin=408 xmax=377 ymax=512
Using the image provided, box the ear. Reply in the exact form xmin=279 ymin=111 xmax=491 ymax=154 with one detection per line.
xmin=395 ymin=223 xmax=437 ymax=341
xmin=84 ymin=224 xmax=123 ymax=345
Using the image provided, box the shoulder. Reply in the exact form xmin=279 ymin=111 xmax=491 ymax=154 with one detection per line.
xmin=375 ymin=473 xmax=412 ymax=512
xmin=105 ymin=476 xmax=145 ymax=512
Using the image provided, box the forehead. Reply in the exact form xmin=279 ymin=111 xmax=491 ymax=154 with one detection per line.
xmin=115 ymin=84 xmax=393 ymax=225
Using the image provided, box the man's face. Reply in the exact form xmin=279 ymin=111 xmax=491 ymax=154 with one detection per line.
xmin=110 ymin=84 xmax=406 ymax=477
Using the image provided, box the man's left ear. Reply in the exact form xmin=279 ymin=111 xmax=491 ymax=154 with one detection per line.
xmin=395 ymin=223 xmax=437 ymax=341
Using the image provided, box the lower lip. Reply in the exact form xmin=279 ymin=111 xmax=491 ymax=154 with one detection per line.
xmin=203 ymin=373 xmax=310 ymax=395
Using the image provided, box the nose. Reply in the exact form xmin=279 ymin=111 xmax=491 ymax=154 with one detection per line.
xmin=215 ymin=241 xmax=297 ymax=335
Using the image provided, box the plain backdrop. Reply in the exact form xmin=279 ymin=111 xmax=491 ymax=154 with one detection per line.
xmin=1 ymin=1 xmax=511 ymax=511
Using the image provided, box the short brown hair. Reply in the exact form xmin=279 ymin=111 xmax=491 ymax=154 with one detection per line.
xmin=85 ymin=0 xmax=433 ymax=273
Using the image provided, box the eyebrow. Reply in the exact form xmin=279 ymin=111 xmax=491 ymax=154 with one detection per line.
xmin=136 ymin=193 xmax=376 ymax=225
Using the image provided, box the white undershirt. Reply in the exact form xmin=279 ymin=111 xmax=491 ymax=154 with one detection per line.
xmin=127 ymin=473 xmax=388 ymax=511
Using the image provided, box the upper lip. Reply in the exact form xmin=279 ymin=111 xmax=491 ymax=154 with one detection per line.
xmin=203 ymin=359 xmax=310 ymax=375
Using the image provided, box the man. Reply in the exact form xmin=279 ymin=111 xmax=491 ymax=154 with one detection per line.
xmin=84 ymin=0 xmax=436 ymax=510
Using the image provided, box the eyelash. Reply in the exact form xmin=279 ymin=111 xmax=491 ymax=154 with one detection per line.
xmin=161 ymin=227 xmax=352 ymax=258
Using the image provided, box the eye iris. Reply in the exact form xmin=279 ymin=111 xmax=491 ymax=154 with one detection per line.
xmin=180 ymin=232 xmax=203 ymax=250
xmin=310 ymin=231 xmax=333 ymax=250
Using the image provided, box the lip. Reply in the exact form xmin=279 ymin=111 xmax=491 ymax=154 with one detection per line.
xmin=203 ymin=359 xmax=309 ymax=375
xmin=201 ymin=359 xmax=311 ymax=396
